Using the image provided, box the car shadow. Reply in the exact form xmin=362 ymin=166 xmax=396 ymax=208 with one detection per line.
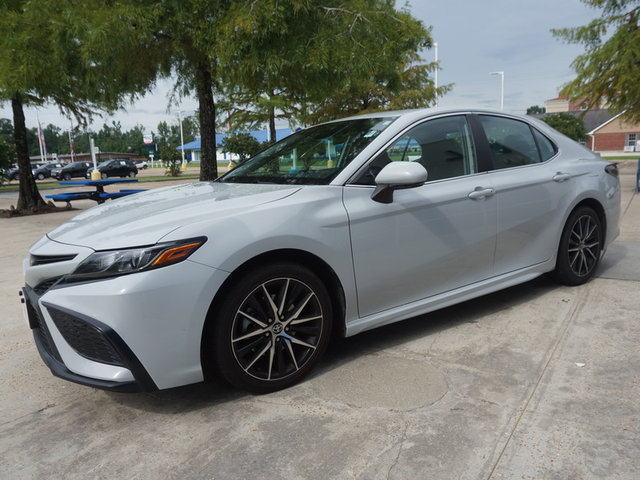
xmin=107 ymin=275 xmax=560 ymax=412
xmin=319 ymin=274 xmax=558 ymax=371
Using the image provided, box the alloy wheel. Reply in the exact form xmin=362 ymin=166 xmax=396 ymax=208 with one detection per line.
xmin=230 ymin=277 xmax=324 ymax=381
xmin=567 ymin=214 xmax=600 ymax=277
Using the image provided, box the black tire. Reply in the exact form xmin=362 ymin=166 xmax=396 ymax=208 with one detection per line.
xmin=128 ymin=171 xmax=136 ymax=178
xmin=211 ymin=263 xmax=332 ymax=393
xmin=554 ymin=206 xmax=602 ymax=286
xmin=101 ymin=172 xmax=108 ymax=179
xmin=37 ymin=173 xmax=45 ymax=180
xmin=63 ymin=173 xmax=71 ymax=181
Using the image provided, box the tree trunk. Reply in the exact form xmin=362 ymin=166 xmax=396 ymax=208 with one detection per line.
xmin=12 ymin=94 xmax=45 ymax=211
xmin=195 ymin=62 xmax=217 ymax=181
xmin=268 ymin=104 xmax=276 ymax=144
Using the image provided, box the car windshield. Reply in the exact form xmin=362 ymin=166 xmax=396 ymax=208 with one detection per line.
xmin=219 ymin=117 xmax=396 ymax=185
xmin=98 ymin=161 xmax=110 ymax=167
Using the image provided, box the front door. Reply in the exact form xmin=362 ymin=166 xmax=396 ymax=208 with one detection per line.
xmin=343 ymin=115 xmax=498 ymax=317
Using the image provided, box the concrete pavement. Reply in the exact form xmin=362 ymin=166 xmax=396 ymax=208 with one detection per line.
xmin=0 ymin=161 xmax=638 ymax=479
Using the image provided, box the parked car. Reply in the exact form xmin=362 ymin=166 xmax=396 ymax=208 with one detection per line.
xmin=134 ymin=160 xmax=148 ymax=169
xmin=8 ymin=164 xmax=20 ymax=181
xmin=22 ymin=108 xmax=621 ymax=394
xmin=33 ymin=163 xmax=64 ymax=180
xmin=56 ymin=161 xmax=93 ymax=180
xmin=8 ymin=162 xmax=47 ymax=181
xmin=87 ymin=159 xmax=138 ymax=179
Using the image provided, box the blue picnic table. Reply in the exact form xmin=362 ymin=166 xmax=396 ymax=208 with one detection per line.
xmin=46 ymin=179 xmax=147 ymax=206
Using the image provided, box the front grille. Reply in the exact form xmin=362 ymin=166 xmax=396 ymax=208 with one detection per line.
xmin=33 ymin=277 xmax=62 ymax=296
xmin=30 ymin=254 xmax=77 ymax=266
xmin=47 ymin=307 xmax=125 ymax=367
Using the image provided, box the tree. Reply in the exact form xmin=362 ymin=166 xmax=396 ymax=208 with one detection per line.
xmin=553 ymin=1 xmax=640 ymax=121
xmin=158 ymin=142 xmax=181 ymax=176
xmin=527 ymin=105 xmax=546 ymax=115
xmin=220 ymin=132 xmax=264 ymax=162
xmin=219 ymin=1 xmax=448 ymax=132
xmin=542 ymin=113 xmax=587 ymax=142
xmin=0 ymin=1 xmax=163 ymax=211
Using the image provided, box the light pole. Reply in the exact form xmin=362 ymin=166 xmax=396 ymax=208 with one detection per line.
xmin=434 ymin=42 xmax=439 ymax=107
xmin=490 ymin=71 xmax=504 ymax=110
xmin=178 ymin=110 xmax=186 ymax=170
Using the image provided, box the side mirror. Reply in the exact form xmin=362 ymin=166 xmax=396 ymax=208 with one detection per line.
xmin=372 ymin=162 xmax=428 ymax=203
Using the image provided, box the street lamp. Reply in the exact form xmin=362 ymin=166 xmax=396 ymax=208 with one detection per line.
xmin=490 ymin=71 xmax=504 ymax=110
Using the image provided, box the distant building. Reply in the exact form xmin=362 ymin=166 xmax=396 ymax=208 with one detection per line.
xmin=178 ymin=128 xmax=293 ymax=162
xmin=587 ymin=112 xmax=640 ymax=152
xmin=542 ymin=94 xmax=640 ymax=153
xmin=544 ymin=94 xmax=609 ymax=113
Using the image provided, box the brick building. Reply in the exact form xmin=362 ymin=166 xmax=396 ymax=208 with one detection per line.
xmin=544 ymin=94 xmax=640 ymax=153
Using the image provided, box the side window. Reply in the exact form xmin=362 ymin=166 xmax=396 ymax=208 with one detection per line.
xmin=478 ymin=115 xmax=541 ymax=169
xmin=356 ymin=115 xmax=476 ymax=184
xmin=532 ymin=129 xmax=557 ymax=161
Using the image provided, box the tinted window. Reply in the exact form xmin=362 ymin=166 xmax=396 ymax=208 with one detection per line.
xmin=221 ymin=117 xmax=396 ymax=185
xmin=533 ymin=128 xmax=557 ymax=161
xmin=479 ymin=115 xmax=541 ymax=169
xmin=356 ymin=115 xmax=476 ymax=185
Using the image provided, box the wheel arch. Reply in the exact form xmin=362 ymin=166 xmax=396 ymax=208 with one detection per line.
xmin=570 ymin=197 xmax=607 ymax=246
xmin=200 ymin=248 xmax=347 ymax=379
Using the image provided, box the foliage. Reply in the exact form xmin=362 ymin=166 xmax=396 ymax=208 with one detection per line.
xmin=218 ymin=1 xmax=449 ymax=132
xmin=220 ymin=133 xmax=265 ymax=162
xmin=0 ymin=137 xmax=15 ymax=184
xmin=158 ymin=142 xmax=182 ymax=176
xmin=0 ymin=0 xmax=163 ymax=210
xmin=527 ymin=105 xmax=546 ymax=115
xmin=553 ymin=1 xmax=640 ymax=122
xmin=542 ymin=113 xmax=587 ymax=142
xmin=154 ymin=115 xmax=199 ymax=149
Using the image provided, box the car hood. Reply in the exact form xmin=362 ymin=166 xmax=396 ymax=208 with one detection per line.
xmin=48 ymin=182 xmax=301 ymax=250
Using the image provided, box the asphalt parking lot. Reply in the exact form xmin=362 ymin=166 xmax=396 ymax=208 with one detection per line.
xmin=1 ymin=162 xmax=639 ymax=479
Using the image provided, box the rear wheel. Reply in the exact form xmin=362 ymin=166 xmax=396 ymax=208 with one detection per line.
xmin=211 ymin=263 xmax=332 ymax=393
xmin=554 ymin=206 xmax=602 ymax=285
xmin=128 ymin=171 xmax=136 ymax=177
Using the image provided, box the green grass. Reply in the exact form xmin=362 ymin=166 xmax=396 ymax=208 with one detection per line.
xmin=603 ymin=155 xmax=639 ymax=161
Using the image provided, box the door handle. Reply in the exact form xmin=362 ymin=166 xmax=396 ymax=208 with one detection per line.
xmin=468 ymin=188 xmax=495 ymax=200
xmin=553 ymin=172 xmax=571 ymax=183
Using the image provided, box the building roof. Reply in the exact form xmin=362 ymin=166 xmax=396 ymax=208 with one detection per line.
xmin=530 ymin=110 xmax=616 ymax=134
xmin=586 ymin=111 xmax=624 ymax=135
xmin=178 ymin=128 xmax=293 ymax=151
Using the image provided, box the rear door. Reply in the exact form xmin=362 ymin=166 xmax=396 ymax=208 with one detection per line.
xmin=473 ymin=114 xmax=570 ymax=275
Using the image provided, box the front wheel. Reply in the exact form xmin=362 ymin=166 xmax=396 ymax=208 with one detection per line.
xmin=128 ymin=171 xmax=136 ymax=178
xmin=101 ymin=172 xmax=108 ymax=179
xmin=63 ymin=173 xmax=71 ymax=181
xmin=211 ymin=263 xmax=332 ymax=393
xmin=554 ymin=206 xmax=602 ymax=285
xmin=37 ymin=173 xmax=45 ymax=180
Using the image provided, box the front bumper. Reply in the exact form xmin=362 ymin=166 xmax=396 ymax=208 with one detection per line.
xmin=23 ymin=236 xmax=230 ymax=391
xmin=22 ymin=285 xmax=156 ymax=392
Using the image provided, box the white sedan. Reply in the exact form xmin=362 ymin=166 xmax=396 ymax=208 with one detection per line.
xmin=21 ymin=108 xmax=620 ymax=393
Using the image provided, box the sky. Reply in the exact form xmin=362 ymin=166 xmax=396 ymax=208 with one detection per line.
xmin=0 ymin=0 xmax=599 ymax=140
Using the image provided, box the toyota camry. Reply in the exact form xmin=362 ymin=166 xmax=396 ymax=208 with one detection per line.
xmin=21 ymin=108 xmax=621 ymax=393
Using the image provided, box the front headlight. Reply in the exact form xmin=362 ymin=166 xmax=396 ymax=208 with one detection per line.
xmin=62 ymin=237 xmax=207 ymax=283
